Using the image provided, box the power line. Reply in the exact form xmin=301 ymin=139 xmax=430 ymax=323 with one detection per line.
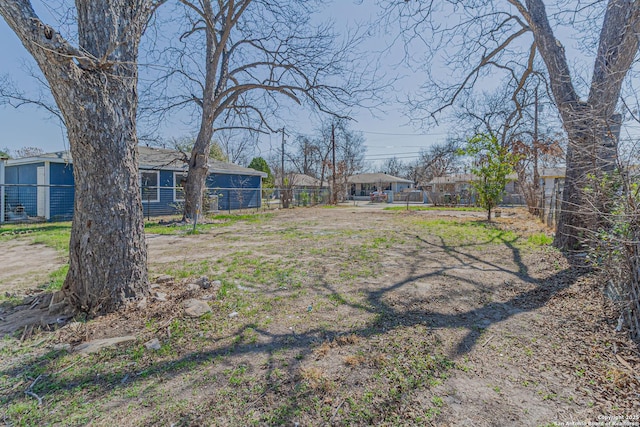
xmin=360 ymin=130 xmax=450 ymax=136
xmin=363 ymin=155 xmax=422 ymax=161
xmin=365 ymin=151 xmax=423 ymax=158
xmin=365 ymin=146 xmax=431 ymax=150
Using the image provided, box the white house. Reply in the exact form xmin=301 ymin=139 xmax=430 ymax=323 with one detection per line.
xmin=347 ymin=173 xmax=413 ymax=200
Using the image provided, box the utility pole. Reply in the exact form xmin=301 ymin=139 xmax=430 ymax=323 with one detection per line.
xmin=331 ymin=122 xmax=336 ymax=204
xmin=281 ymin=127 xmax=285 ymax=188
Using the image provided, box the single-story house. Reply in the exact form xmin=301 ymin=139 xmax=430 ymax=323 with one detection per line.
xmin=4 ymin=150 xmax=75 ymax=221
xmin=424 ymin=174 xmax=475 ymax=205
xmin=2 ymin=146 xmax=266 ymax=222
xmin=274 ymin=172 xmax=328 ymax=190
xmin=287 ymin=173 xmax=327 ymax=190
xmin=424 ymin=173 xmax=521 ymax=205
xmin=286 ymin=173 xmax=330 ymax=205
xmin=347 ymin=173 xmax=414 ymax=201
xmin=271 ymin=173 xmax=330 ymax=206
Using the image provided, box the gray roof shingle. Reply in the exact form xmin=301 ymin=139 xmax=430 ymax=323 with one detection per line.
xmin=7 ymin=146 xmax=266 ymax=177
xmin=347 ymin=173 xmax=413 ymax=184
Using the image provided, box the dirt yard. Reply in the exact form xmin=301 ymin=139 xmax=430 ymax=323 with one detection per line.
xmin=1 ymin=205 xmax=638 ymax=426
xmin=0 ymin=240 xmax=65 ymax=295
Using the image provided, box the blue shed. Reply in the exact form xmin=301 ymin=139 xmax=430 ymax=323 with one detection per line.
xmin=2 ymin=146 xmax=265 ymax=222
xmin=3 ymin=151 xmax=75 ymax=221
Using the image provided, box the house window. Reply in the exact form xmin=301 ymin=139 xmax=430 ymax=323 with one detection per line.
xmin=140 ymin=170 xmax=159 ymax=203
xmin=360 ymin=183 xmax=377 ymax=196
xmin=174 ymin=172 xmax=187 ymax=202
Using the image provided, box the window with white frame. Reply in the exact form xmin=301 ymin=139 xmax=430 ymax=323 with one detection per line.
xmin=140 ymin=170 xmax=159 ymax=203
xmin=174 ymin=172 xmax=187 ymax=202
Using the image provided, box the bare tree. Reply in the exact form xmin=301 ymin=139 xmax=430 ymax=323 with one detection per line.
xmin=382 ymin=0 xmax=640 ymax=250
xmin=288 ymin=134 xmax=322 ymax=177
xmin=450 ymin=81 xmax=565 ymax=212
xmin=411 ymin=140 xmax=461 ymax=188
xmin=287 ymin=118 xmax=366 ymax=193
xmin=0 ymin=0 xmax=159 ymax=314
xmin=336 ymin=121 xmax=366 ymax=178
xmin=0 ymin=72 xmax=63 ymax=123
xmin=162 ymin=135 xmax=227 ymax=162
xmin=333 ymin=121 xmax=366 ymax=202
xmin=380 ymin=156 xmax=406 ymax=177
xmin=215 ymin=129 xmax=257 ymax=165
xmin=13 ymin=146 xmax=45 ymax=158
xmin=143 ymin=0 xmax=375 ymax=220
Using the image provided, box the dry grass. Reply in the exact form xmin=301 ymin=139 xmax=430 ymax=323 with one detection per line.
xmin=1 ymin=207 xmax=637 ymax=426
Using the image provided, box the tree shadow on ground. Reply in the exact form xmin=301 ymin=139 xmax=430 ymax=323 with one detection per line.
xmin=0 ymin=227 xmax=585 ymax=424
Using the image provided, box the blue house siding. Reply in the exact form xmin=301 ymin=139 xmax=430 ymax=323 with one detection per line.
xmin=206 ymin=174 xmax=261 ymax=210
xmin=140 ymin=169 xmax=182 ymax=217
xmin=5 ymin=163 xmax=42 ymax=217
xmin=49 ymin=163 xmax=74 ymax=221
xmin=5 ymin=157 xmax=262 ymax=221
xmin=50 ymin=163 xmax=74 ymax=185
xmin=141 ymin=171 xmax=262 ymax=215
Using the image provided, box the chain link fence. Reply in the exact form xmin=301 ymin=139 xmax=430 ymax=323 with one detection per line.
xmin=1 ymin=184 xmax=75 ymax=223
xmin=1 ymin=184 xmax=336 ymax=223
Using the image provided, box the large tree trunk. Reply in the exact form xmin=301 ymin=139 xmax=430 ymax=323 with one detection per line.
xmin=0 ymin=0 xmax=153 ymax=314
xmin=555 ymin=110 xmax=621 ymax=249
xmin=525 ymin=0 xmax=639 ymax=250
xmin=62 ymin=79 xmax=149 ymax=314
xmin=554 ymin=106 xmax=598 ymax=250
xmin=183 ymin=122 xmax=214 ymax=221
xmin=182 ymin=0 xmax=222 ymax=221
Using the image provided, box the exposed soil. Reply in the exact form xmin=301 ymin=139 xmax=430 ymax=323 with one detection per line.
xmin=1 ymin=205 xmax=638 ymax=426
xmin=0 ymin=240 xmax=65 ymax=295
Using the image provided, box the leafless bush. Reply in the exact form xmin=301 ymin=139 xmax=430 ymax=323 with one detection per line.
xmin=583 ymin=149 xmax=640 ymax=341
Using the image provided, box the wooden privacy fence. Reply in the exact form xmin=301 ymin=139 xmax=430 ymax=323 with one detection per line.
xmin=538 ymin=180 xmax=562 ymax=229
xmin=625 ymin=243 xmax=640 ymax=341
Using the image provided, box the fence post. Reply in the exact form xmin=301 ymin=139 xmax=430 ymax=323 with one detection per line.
xmin=554 ymin=181 xmax=561 ymax=229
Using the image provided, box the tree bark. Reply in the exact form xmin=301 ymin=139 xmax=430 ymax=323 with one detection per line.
xmin=524 ymin=0 xmax=639 ymax=250
xmin=0 ymin=0 xmax=153 ymax=314
xmin=183 ymin=121 xmax=214 ymax=221
xmin=554 ymin=107 xmax=598 ymax=249
xmin=182 ymin=0 xmax=221 ymax=221
xmin=62 ymin=76 xmax=149 ymax=314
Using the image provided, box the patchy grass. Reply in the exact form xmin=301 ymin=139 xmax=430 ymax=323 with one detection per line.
xmin=0 ymin=212 xmax=272 ymax=249
xmin=211 ymin=212 xmax=274 ymax=223
xmin=0 ymin=222 xmax=71 ymax=252
xmin=2 ymin=207 xmax=622 ymax=426
xmin=527 ymin=232 xmax=554 ymax=246
xmin=415 ymin=218 xmax=521 ymax=247
xmin=144 ymin=212 xmax=274 ymax=235
xmin=40 ymin=264 xmax=69 ymax=292
xmin=384 ymin=205 xmax=484 ymax=212
xmin=162 ymin=259 xmax=215 ymax=279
